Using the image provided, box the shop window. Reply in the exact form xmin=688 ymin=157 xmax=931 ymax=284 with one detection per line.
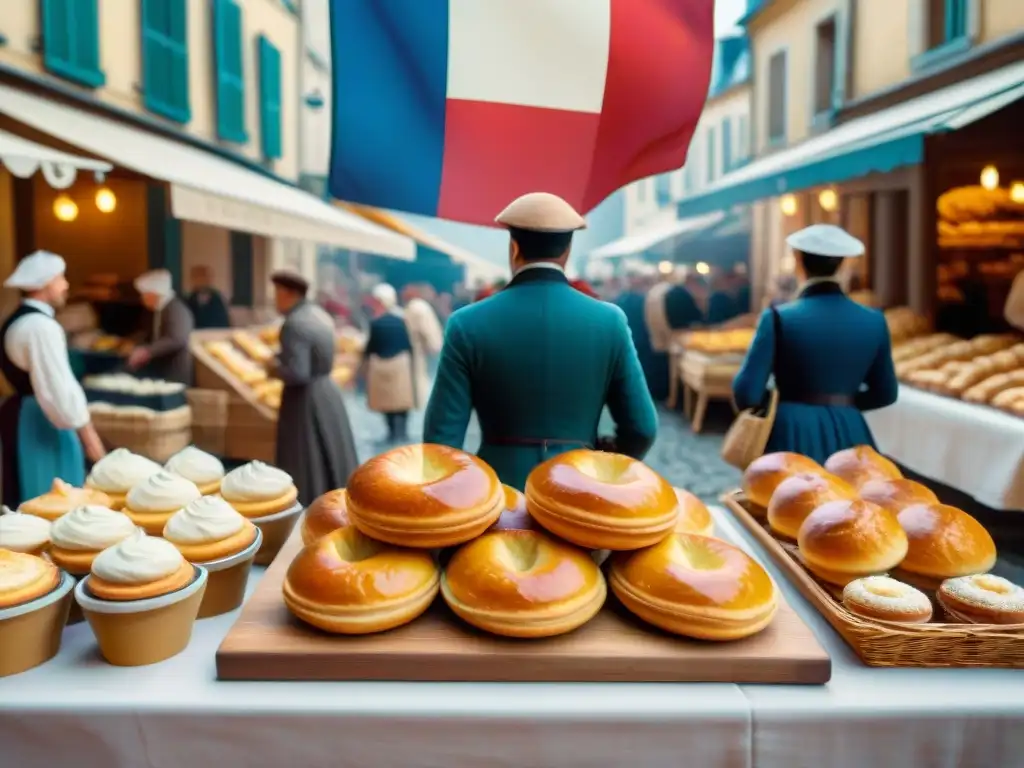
xmin=926 ymin=0 xmax=967 ymax=50
xmin=721 ymin=117 xmax=733 ymax=173
xmin=141 ymin=0 xmax=190 ymax=124
xmin=767 ymin=51 xmax=786 ymax=143
xmin=813 ymin=17 xmax=837 ymax=116
xmin=738 ymin=114 xmax=749 ymax=161
xmin=258 ymin=36 xmax=283 ymax=160
xmin=707 ymin=126 xmax=717 ymax=183
xmin=40 ymin=0 xmax=105 ymax=88
xmin=655 ymin=174 xmax=672 ymax=207
xmin=214 ymin=0 xmax=246 ymax=143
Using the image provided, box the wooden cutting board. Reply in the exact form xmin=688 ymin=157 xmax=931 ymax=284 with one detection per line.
xmin=216 ymin=527 xmax=831 ymax=684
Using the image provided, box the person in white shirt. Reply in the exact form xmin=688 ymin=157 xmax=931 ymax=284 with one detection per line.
xmin=1005 ymin=269 xmax=1024 ymax=332
xmin=0 ymin=250 xmax=106 ymax=506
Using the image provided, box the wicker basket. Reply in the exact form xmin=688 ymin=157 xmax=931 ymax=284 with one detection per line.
xmin=187 ymin=388 xmax=229 ymax=456
xmin=721 ymin=489 xmax=1024 ymax=668
xmin=90 ymin=404 xmax=192 ymax=463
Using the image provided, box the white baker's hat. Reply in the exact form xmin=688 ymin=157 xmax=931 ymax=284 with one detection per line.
xmin=3 ymin=250 xmax=67 ymax=290
xmin=785 ymin=224 xmax=864 ymax=258
xmin=134 ymin=269 xmax=173 ymax=296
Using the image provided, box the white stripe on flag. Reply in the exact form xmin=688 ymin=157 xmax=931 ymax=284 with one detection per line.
xmin=447 ymin=0 xmax=611 ymax=114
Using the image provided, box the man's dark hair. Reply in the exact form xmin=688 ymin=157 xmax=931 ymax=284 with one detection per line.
xmin=509 ymin=227 xmax=573 ymax=261
xmin=797 ymin=250 xmax=842 ymax=279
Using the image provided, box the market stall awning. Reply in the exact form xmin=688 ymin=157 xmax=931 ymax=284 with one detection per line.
xmin=677 ymin=60 xmax=1024 ymax=218
xmin=0 ymin=85 xmax=414 ymax=260
xmin=589 ymin=211 xmax=725 ymax=259
xmin=336 ymin=202 xmax=505 ymax=280
xmin=0 ymin=127 xmax=111 ymax=187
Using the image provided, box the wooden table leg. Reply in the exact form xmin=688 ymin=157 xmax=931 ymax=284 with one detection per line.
xmin=667 ymin=352 xmax=678 ymax=409
xmin=692 ymin=391 xmax=709 ymax=433
xmin=683 ymin=384 xmax=693 ymax=420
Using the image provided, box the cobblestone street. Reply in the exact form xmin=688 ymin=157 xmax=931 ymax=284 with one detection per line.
xmin=344 ymin=390 xmax=741 ymax=503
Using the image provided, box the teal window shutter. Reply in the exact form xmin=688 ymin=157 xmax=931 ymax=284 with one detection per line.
xmin=258 ymin=36 xmax=282 ymax=160
xmin=721 ymin=117 xmax=733 ymax=172
xmin=706 ymin=127 xmax=717 ymax=183
xmin=41 ymin=0 xmax=105 ymax=88
xmin=214 ymin=0 xmax=246 ymax=143
xmin=141 ymin=0 xmax=190 ymax=123
xmin=945 ymin=0 xmax=967 ymax=40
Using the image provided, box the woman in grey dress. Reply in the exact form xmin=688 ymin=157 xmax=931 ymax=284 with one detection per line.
xmin=269 ymin=271 xmax=360 ymax=505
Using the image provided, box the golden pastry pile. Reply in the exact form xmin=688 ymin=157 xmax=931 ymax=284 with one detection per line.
xmin=884 ymin=307 xmax=932 ymax=345
xmin=684 ymin=329 xmax=754 ymax=355
xmin=895 ymin=333 xmax=1024 ymax=416
xmin=936 ymin=185 xmax=1024 ymax=249
xmin=203 ymin=328 xmax=356 ymax=411
xmin=743 ymin=446 xmax=1021 ymax=625
xmin=283 ymin=444 xmax=779 ymax=642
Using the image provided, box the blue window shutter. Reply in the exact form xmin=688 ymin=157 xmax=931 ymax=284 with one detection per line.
xmin=214 ymin=0 xmax=246 ymax=143
xmin=41 ymin=0 xmax=105 ymax=87
xmin=721 ymin=117 xmax=733 ymax=172
xmin=141 ymin=0 xmax=190 ymax=123
xmin=258 ymin=36 xmax=282 ymax=160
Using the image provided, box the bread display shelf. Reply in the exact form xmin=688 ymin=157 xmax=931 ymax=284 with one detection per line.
xmin=721 ymin=490 xmax=1024 ymax=668
xmin=216 ymin=528 xmax=831 ymax=684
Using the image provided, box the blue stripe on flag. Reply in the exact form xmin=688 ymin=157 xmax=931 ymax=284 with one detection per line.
xmin=328 ymin=0 xmax=449 ymax=217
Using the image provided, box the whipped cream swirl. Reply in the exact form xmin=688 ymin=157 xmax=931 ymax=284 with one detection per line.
xmin=50 ymin=504 xmax=136 ymax=551
xmin=165 ymin=446 xmax=225 ymax=486
xmin=221 ymin=461 xmax=294 ymax=502
xmin=91 ymin=529 xmax=185 ymax=584
xmin=0 ymin=506 xmax=51 ymax=551
xmin=87 ymin=448 xmax=163 ymax=492
xmin=164 ymin=496 xmax=246 ymax=544
xmin=126 ymin=471 xmax=202 ymax=513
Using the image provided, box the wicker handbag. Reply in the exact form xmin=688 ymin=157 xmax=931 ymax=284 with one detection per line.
xmin=721 ymin=308 xmax=782 ymax=470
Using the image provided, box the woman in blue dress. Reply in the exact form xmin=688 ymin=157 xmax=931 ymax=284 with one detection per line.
xmin=732 ymin=225 xmax=899 ymax=464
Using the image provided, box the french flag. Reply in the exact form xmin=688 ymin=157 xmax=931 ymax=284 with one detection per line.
xmin=328 ymin=0 xmax=715 ymax=227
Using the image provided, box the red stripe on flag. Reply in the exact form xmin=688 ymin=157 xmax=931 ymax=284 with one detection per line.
xmin=584 ymin=0 xmax=715 ymax=210
xmin=437 ymin=99 xmax=600 ymax=226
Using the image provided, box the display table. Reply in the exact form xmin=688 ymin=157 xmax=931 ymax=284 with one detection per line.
xmin=4 ymin=507 xmax=1024 ymax=767
xmin=677 ymin=351 xmax=743 ymax=433
xmin=865 ymin=385 xmax=1024 ymax=511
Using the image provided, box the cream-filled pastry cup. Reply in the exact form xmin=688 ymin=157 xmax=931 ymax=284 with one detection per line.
xmin=164 ymin=446 xmax=226 ymax=496
xmin=85 ymin=448 xmax=163 ymax=510
xmin=220 ymin=461 xmax=301 ymax=565
xmin=18 ymin=478 xmax=112 ymax=522
xmin=0 ymin=507 xmax=52 ymax=556
xmin=123 ymin=471 xmax=202 ymax=535
xmin=48 ymin=504 xmax=137 ymax=577
xmin=0 ymin=549 xmax=74 ymax=677
xmin=75 ymin=530 xmax=207 ymax=666
xmin=163 ymin=496 xmax=261 ymax=618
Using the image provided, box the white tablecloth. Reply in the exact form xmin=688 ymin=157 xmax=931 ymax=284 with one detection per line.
xmin=865 ymin=385 xmax=1024 ymax=511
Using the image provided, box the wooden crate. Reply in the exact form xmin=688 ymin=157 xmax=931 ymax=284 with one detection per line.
xmin=216 ymin=527 xmax=831 ymax=684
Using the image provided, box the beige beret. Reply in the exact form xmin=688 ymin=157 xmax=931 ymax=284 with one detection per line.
xmin=494 ymin=192 xmax=587 ymax=232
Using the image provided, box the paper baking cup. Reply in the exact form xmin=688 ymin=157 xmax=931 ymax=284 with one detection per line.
xmin=75 ymin=566 xmax=208 ymax=667
xmin=251 ymin=503 xmax=304 ymax=566
xmin=57 ymin=567 xmax=91 ymax=625
xmin=0 ymin=572 xmax=75 ymax=677
xmin=195 ymin=527 xmax=263 ymax=619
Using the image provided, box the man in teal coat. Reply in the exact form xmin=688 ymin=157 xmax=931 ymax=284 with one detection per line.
xmin=424 ymin=192 xmax=659 ymax=490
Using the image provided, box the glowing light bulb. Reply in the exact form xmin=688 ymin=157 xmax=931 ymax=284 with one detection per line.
xmin=696 ymin=261 xmax=710 ymax=275
xmin=658 ymin=260 xmax=673 ymax=275
xmin=980 ymin=165 xmax=999 ymax=191
xmin=780 ymin=194 xmax=798 ymax=217
xmin=53 ymin=194 xmax=78 ymax=222
xmin=1010 ymin=182 xmax=1024 ymax=204
xmin=95 ymin=187 xmax=117 ymax=213
xmin=818 ymin=188 xmax=838 ymax=212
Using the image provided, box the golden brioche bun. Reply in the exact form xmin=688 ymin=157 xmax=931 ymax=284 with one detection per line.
xmin=488 ymin=485 xmax=538 ymax=532
xmin=767 ymin=472 xmax=855 ymax=540
xmin=673 ymin=488 xmax=714 ymax=536
xmin=346 ymin=444 xmax=504 ymax=548
xmin=441 ymin=530 xmax=605 ymax=638
xmin=0 ymin=549 xmax=59 ymax=608
xmin=797 ymin=499 xmax=908 ymax=586
xmin=858 ymin=478 xmax=938 ymax=514
xmin=742 ymin=452 xmax=824 ymax=510
xmin=300 ymin=489 xmax=350 ymax=545
xmin=937 ymin=574 xmax=1024 ymax=624
xmin=283 ymin=526 xmax=439 ymax=634
xmin=610 ymin=533 xmax=778 ymax=640
xmin=841 ymin=576 xmax=933 ymax=624
xmin=824 ymin=446 xmax=901 ymax=489
xmin=895 ymin=504 xmax=996 ymax=583
xmin=524 ymin=450 xmax=678 ymax=550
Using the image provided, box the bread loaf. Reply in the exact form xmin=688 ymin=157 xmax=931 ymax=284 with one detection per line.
xmin=963 ymin=370 xmax=1024 ymax=403
xmin=946 ymin=344 xmax=1024 ymax=394
xmin=892 ymin=333 xmax=957 ymax=363
xmin=991 ymin=387 xmax=1024 ymax=409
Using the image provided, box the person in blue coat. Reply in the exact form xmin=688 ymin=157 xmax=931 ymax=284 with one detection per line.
xmin=732 ymin=225 xmax=898 ymax=464
xmin=424 ymin=192 xmax=658 ymax=490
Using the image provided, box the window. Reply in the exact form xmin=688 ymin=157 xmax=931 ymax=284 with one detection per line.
xmin=655 ymin=174 xmax=672 ymax=206
xmin=706 ymin=127 xmax=717 ymax=183
xmin=41 ymin=0 xmax=105 ymax=87
xmin=814 ymin=17 xmax=837 ymax=115
xmin=926 ymin=0 xmax=967 ymax=50
xmin=258 ymin=36 xmax=282 ymax=160
xmin=721 ymin=117 xmax=733 ymax=173
xmin=738 ymin=115 xmax=750 ymax=160
xmin=141 ymin=0 xmax=190 ymax=123
xmin=767 ymin=51 xmax=787 ymax=142
xmin=214 ymin=0 xmax=246 ymax=143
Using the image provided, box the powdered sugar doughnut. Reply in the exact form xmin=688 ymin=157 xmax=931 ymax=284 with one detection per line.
xmin=842 ymin=576 xmax=932 ymax=624
xmin=937 ymin=574 xmax=1024 ymax=625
